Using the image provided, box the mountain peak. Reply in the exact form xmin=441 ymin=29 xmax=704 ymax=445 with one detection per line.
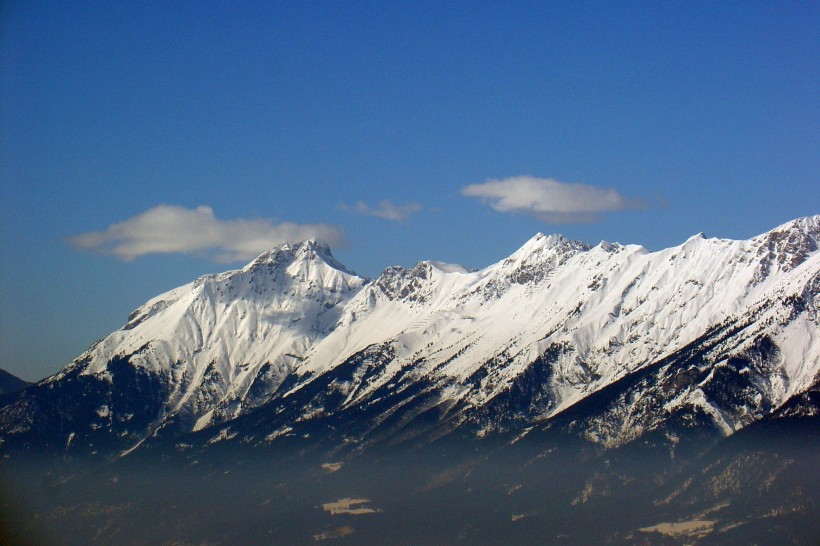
xmin=497 ymin=232 xmax=590 ymax=285
xmin=243 ymin=239 xmax=357 ymax=277
xmin=294 ymin=237 xmax=330 ymax=254
xmin=753 ymin=215 xmax=820 ymax=272
xmin=505 ymin=232 xmax=589 ymax=263
xmin=769 ymin=215 xmax=820 ymax=238
xmin=684 ymin=232 xmax=708 ymax=243
xmin=292 ymin=239 xmax=352 ymax=272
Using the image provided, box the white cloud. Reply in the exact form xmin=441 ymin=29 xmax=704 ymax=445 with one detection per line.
xmin=67 ymin=205 xmax=346 ymax=262
xmin=338 ymin=200 xmax=422 ymax=221
xmin=461 ymin=176 xmax=644 ymax=224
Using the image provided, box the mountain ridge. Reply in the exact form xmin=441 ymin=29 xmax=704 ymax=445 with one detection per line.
xmin=1 ymin=216 xmax=818 ymax=458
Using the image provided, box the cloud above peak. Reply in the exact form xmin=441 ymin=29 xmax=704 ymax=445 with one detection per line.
xmin=338 ymin=200 xmax=422 ymax=221
xmin=461 ymin=176 xmax=644 ymax=224
xmin=67 ymin=205 xmax=345 ymax=262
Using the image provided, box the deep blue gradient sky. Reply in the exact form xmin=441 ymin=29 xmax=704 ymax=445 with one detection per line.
xmin=2 ymin=1 xmax=818 ymax=381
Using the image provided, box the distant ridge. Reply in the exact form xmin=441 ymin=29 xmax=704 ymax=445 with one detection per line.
xmin=0 ymin=368 xmax=30 ymax=395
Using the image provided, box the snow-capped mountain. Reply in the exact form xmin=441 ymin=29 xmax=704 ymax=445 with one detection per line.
xmin=1 ymin=216 xmax=818 ymax=457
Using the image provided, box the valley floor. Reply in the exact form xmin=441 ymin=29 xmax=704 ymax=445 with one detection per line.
xmin=2 ymin=421 xmax=818 ymax=546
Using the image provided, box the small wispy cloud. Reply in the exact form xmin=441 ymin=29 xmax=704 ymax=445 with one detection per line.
xmin=461 ymin=176 xmax=644 ymax=224
xmin=338 ymin=200 xmax=422 ymax=221
xmin=67 ymin=205 xmax=346 ymax=262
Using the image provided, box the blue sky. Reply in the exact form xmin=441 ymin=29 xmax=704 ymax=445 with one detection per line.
xmin=2 ymin=1 xmax=818 ymax=381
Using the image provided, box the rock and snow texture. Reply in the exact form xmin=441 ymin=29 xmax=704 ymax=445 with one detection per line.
xmin=1 ymin=217 xmax=818 ymax=455
xmin=57 ymin=240 xmax=368 ymax=434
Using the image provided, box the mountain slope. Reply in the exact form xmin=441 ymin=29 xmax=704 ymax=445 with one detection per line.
xmin=0 ymin=216 xmax=818 ymax=458
xmin=0 ymin=241 xmax=367 ymax=454
xmin=0 ymin=369 xmax=30 ymax=395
